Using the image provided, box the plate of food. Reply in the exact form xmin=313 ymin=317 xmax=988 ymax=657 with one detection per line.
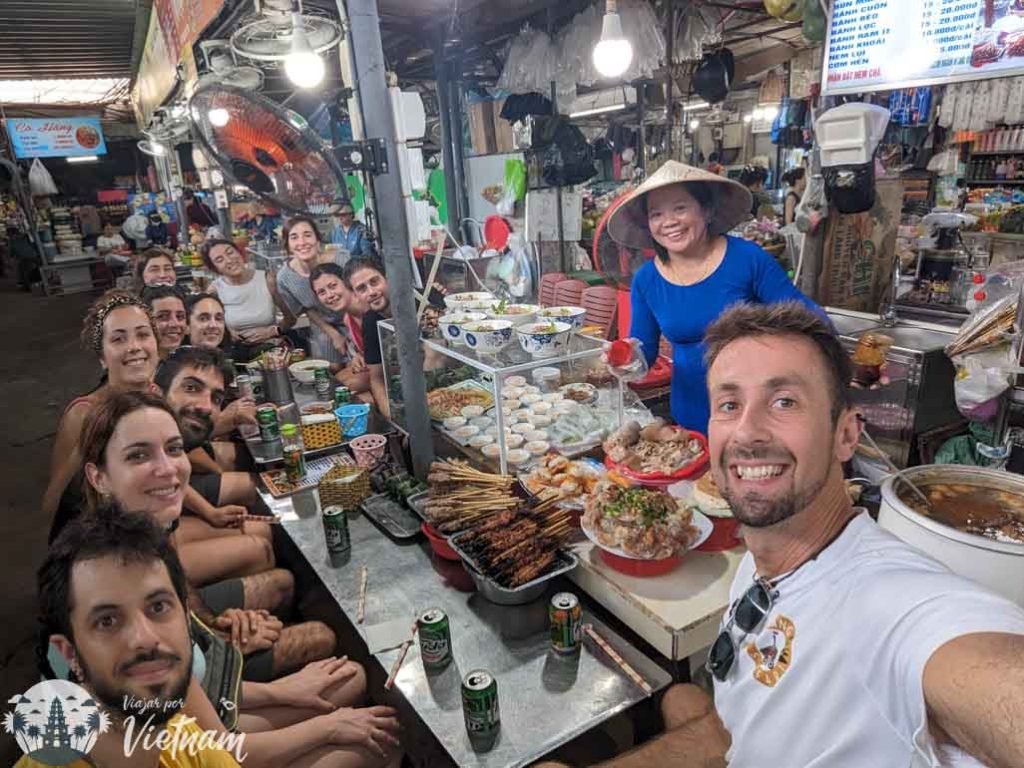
xmin=668 ymin=473 xmax=741 ymax=551
xmin=519 ymin=454 xmax=605 ymax=510
xmin=603 ymin=419 xmax=708 ymax=485
xmin=559 ymin=382 xmax=598 ymax=405
xmin=581 ymin=481 xmax=712 ymax=575
xmin=427 ymin=380 xmax=494 ymax=421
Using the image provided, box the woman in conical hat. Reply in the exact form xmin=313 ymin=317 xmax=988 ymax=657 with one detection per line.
xmin=607 ymin=160 xmax=823 ymax=432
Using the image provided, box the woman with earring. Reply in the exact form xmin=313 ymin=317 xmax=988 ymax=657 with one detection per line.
xmin=607 ymin=161 xmax=823 ymax=433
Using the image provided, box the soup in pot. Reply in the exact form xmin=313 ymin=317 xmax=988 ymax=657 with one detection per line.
xmin=898 ymin=482 xmax=1024 ymax=544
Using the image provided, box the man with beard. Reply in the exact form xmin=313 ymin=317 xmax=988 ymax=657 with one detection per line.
xmin=342 ymin=258 xmax=392 ymax=417
xmin=537 ymin=302 xmax=1024 ymax=768
xmin=29 ymin=511 xmax=241 ymax=768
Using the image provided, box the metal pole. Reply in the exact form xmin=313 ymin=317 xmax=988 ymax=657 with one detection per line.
xmin=434 ymin=53 xmax=461 ymax=233
xmin=348 ymin=0 xmax=433 ymax=478
xmin=551 ymin=80 xmax=566 ymax=273
xmin=447 ymin=75 xmax=471 ymax=244
xmin=665 ymin=1 xmax=674 ymax=160
xmin=637 ymin=82 xmax=647 ymax=174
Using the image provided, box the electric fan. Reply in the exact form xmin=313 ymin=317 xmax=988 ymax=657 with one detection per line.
xmin=188 ymin=82 xmax=347 ymax=215
xmin=197 ymin=40 xmax=265 ymax=91
xmin=230 ymin=0 xmax=342 ymax=62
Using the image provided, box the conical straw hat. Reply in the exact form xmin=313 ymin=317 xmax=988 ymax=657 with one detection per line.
xmin=607 ymin=160 xmax=752 ymax=250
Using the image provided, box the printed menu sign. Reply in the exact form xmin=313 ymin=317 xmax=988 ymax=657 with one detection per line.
xmin=825 ymin=0 xmax=1024 ymax=95
xmin=7 ymin=117 xmax=107 ymax=159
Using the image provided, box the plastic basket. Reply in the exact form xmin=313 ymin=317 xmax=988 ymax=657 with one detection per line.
xmin=317 ymin=464 xmax=371 ymax=510
xmin=350 ymin=433 xmax=387 ymax=467
xmin=301 ymin=415 xmax=342 ymax=450
xmin=335 ymin=403 xmax=370 ymax=438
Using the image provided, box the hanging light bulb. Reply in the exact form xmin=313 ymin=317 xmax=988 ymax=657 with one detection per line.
xmin=592 ymin=0 xmax=633 ymax=79
xmin=284 ymin=12 xmax=325 ymax=89
xmin=689 ymin=119 xmax=700 ymax=131
xmin=208 ymin=108 xmax=230 ymax=127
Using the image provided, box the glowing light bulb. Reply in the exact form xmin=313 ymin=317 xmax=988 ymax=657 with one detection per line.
xmin=689 ymin=119 xmax=700 ymax=131
xmin=208 ymin=108 xmax=230 ymax=127
xmin=285 ymin=13 xmax=325 ymax=89
xmin=592 ymin=1 xmax=633 ymax=79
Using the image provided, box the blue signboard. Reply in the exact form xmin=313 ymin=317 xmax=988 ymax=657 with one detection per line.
xmin=6 ymin=116 xmax=107 ymax=159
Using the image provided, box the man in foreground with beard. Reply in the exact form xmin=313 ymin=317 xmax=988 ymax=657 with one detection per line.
xmin=539 ymin=302 xmax=1024 ymax=768
xmin=27 ymin=511 xmax=241 ymax=768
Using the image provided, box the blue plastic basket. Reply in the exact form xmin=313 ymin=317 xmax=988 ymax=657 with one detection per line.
xmin=335 ymin=403 xmax=370 ymax=438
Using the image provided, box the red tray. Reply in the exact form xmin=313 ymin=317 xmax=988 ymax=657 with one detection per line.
xmin=696 ymin=517 xmax=742 ymax=551
xmin=421 ymin=523 xmax=461 ymax=561
xmin=628 ymin=355 xmax=673 ymax=390
xmin=599 ymin=549 xmax=681 ymax=576
xmin=604 ymin=430 xmax=710 ymax=487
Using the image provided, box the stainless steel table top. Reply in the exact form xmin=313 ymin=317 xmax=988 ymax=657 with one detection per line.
xmin=262 ymin=487 xmax=672 ymax=768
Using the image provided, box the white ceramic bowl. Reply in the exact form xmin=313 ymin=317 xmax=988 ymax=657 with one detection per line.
xmin=542 ymin=392 xmax=564 ymax=403
xmin=289 ymin=359 xmax=331 ymax=384
xmin=517 ymin=321 xmax=573 ymax=359
xmin=486 ymin=302 xmax=540 ymax=327
xmin=453 ymin=425 xmax=480 ymax=440
xmin=462 ymin=300 xmax=497 ymax=313
xmin=482 ymin=443 xmax=502 ymax=459
xmin=511 ymin=422 xmax=535 ymax=435
xmin=439 ymin=311 xmax=487 ymax=347
xmin=538 ymin=305 xmax=587 ymax=331
xmin=505 ymin=375 xmax=527 ymax=388
xmin=443 ymin=416 xmax=467 ymax=430
xmin=522 ymin=385 xmax=540 ymax=395
xmin=530 ymin=401 xmax=553 ymax=415
xmin=485 ymin=425 xmax=500 ymax=437
xmin=511 ymin=408 xmax=532 ymax=423
xmin=504 ymin=433 xmax=525 ymax=449
xmin=506 ymin=449 xmax=531 ymax=467
xmin=525 ymin=440 xmax=551 ymax=457
xmin=520 ymin=393 xmax=542 ymax=405
xmin=444 ymin=291 xmax=495 ymax=311
xmin=460 ymin=405 xmax=485 ymax=419
xmin=470 ymin=416 xmax=492 ymax=429
xmin=525 ymin=429 xmax=549 ymax=442
xmin=553 ymin=401 xmax=576 ymax=414
xmin=531 ymin=415 xmax=552 ymax=428
xmin=469 ymin=434 xmax=494 ymax=449
xmin=463 ymin=320 xmax=514 ymax=355
xmin=501 ymin=405 xmax=515 ymax=417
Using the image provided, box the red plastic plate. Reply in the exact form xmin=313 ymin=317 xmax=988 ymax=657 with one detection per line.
xmin=604 ymin=429 xmax=710 ymax=485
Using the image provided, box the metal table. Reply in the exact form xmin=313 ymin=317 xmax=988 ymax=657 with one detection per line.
xmin=261 ymin=486 xmax=673 ymax=768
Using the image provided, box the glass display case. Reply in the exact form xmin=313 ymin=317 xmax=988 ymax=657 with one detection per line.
xmin=377 ymin=320 xmax=625 ymax=474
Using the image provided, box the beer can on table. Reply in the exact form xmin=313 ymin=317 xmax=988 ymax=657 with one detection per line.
xmin=461 ymin=669 xmax=500 ymax=747
xmin=249 ymin=370 xmax=264 ymax=401
xmin=314 ymin=366 xmax=332 ymax=399
xmin=290 ymin=349 xmax=307 ymax=365
xmin=322 ymin=505 xmax=351 ymax=554
xmin=257 ymin=405 xmax=280 ymax=442
xmin=549 ymin=592 xmax=582 ymax=654
xmin=417 ymin=608 xmax=452 ymax=670
xmin=334 ymin=386 xmax=351 ymax=408
xmin=235 ymin=374 xmax=254 ymax=401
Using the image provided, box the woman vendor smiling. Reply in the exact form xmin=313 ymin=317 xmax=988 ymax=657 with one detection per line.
xmin=607 ymin=161 xmax=822 ymax=433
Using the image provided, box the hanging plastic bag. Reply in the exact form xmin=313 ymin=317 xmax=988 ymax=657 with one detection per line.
xmin=952 ymin=346 xmax=1024 ymax=421
xmin=28 ymin=158 xmax=58 ymax=197
xmin=794 ymin=172 xmax=828 ymax=233
xmin=540 ymin=119 xmax=596 ymax=186
xmin=938 ymin=83 xmax=958 ymax=129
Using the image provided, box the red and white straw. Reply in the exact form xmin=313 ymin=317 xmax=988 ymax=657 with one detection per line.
xmin=584 ymin=624 xmax=653 ymax=695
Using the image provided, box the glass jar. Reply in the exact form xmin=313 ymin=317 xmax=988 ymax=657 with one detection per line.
xmin=851 ymin=332 xmax=894 ymax=387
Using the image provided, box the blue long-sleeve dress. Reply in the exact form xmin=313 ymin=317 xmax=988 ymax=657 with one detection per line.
xmin=630 ymin=235 xmax=822 ymax=433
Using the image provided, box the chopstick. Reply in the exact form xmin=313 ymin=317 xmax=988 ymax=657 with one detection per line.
xmin=384 ymin=624 xmax=418 ymax=691
xmin=584 ymin=624 xmax=653 ymax=696
xmin=357 ymin=565 xmax=368 ymax=624
xmin=241 ymin=514 xmax=282 ymax=525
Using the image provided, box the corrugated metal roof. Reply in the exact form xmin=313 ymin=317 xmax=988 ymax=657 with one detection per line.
xmin=0 ymin=0 xmax=138 ymax=81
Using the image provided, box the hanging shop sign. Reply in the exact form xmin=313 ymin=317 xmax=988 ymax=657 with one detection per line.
xmin=824 ymin=0 xmax=1024 ymax=95
xmin=6 ymin=117 xmax=107 ymax=159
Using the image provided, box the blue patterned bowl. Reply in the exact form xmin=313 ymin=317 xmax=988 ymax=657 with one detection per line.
xmin=516 ymin=321 xmax=572 ymax=359
xmin=463 ymin=320 xmax=515 ymax=355
xmin=439 ymin=312 xmax=486 ymax=346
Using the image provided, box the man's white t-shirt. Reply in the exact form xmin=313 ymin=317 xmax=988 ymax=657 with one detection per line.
xmin=715 ymin=512 xmax=1024 ymax=767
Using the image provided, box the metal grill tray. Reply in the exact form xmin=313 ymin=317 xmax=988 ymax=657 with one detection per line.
xmin=360 ymin=493 xmax=422 ymax=540
xmin=447 ymin=530 xmax=578 ymax=605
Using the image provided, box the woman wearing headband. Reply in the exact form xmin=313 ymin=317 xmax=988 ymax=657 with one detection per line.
xmin=41 ymin=290 xmax=160 ymax=539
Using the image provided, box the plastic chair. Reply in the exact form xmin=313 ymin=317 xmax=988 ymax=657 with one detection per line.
xmin=553 ymin=278 xmax=587 ymax=308
xmin=582 ymin=284 xmax=618 ymax=339
xmin=538 ymin=272 xmax=568 ymax=307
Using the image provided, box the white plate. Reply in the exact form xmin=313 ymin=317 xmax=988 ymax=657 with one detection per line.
xmin=511 ymin=422 xmax=535 ymax=435
xmin=559 ymin=383 xmax=598 ymax=405
xmin=581 ymin=509 xmax=713 ymax=560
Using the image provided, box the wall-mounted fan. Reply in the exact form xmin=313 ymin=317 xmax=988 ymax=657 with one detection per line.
xmin=137 ymin=137 xmax=169 ymax=157
xmin=188 ymin=82 xmax=347 ymax=215
xmin=230 ymin=0 xmax=342 ymax=62
xmin=197 ymin=40 xmax=265 ymax=91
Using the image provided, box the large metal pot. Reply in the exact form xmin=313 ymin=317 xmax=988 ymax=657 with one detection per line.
xmin=879 ymin=465 xmax=1024 ymax=605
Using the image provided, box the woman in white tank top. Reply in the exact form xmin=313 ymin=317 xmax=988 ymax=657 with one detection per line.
xmin=201 ymin=238 xmax=294 ymax=361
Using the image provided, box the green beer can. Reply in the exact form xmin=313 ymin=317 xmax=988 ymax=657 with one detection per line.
xmin=417 ymin=608 xmax=452 ymax=670
xmin=322 ymin=505 xmax=351 ymax=554
xmin=462 ymin=669 xmax=499 ymax=748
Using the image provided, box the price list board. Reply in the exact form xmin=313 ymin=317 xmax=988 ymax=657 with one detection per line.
xmin=824 ymin=0 xmax=1024 ymax=95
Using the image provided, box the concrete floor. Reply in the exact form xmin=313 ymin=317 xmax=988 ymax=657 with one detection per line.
xmin=0 ymin=278 xmax=96 ymax=765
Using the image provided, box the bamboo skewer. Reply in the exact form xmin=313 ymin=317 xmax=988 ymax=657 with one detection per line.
xmin=356 ymin=566 xmax=368 ymax=624
xmin=584 ymin=624 xmax=653 ymax=696
xmin=384 ymin=624 xmax=418 ymax=691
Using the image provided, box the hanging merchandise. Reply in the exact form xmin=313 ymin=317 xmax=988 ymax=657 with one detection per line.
xmin=816 ymin=102 xmax=890 ymax=215
xmin=952 ymin=82 xmax=975 ymax=134
xmin=801 ymin=0 xmax=826 ymax=43
xmin=693 ymin=49 xmax=735 ymax=105
xmin=763 ymin=0 xmax=804 ymax=22
xmin=1006 ymin=78 xmax=1024 ymax=126
xmin=887 ymin=88 xmax=932 ymax=127
xmin=938 ymin=84 xmax=957 ymax=130
xmin=988 ymin=79 xmax=1010 ymax=125
xmin=28 ymin=159 xmax=58 ymax=197
xmin=970 ymin=81 xmax=990 ymax=134
xmin=674 ymin=3 xmax=719 ymax=62
xmin=539 ymin=118 xmax=597 ymax=187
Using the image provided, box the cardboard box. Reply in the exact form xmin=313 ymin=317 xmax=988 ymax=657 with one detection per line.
xmin=467 ymin=101 xmax=496 ymax=155
xmin=493 ymin=98 xmax=517 ymax=153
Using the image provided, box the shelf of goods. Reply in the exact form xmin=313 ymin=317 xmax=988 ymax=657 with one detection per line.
xmin=377 ymin=318 xmax=622 ymax=475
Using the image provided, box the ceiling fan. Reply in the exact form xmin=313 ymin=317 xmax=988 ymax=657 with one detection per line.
xmin=197 ymin=40 xmax=265 ymax=91
xmin=230 ymin=0 xmax=342 ymax=63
